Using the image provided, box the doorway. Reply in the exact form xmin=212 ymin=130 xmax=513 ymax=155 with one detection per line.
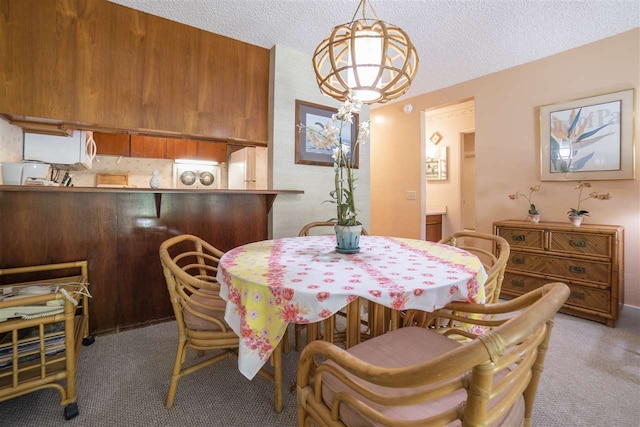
xmin=423 ymin=99 xmax=476 ymax=238
xmin=461 ymin=132 xmax=476 ymax=231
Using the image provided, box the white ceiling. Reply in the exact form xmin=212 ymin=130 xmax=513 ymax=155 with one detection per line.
xmin=108 ymin=0 xmax=639 ymax=106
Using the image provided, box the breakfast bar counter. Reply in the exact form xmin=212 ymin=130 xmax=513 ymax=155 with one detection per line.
xmin=0 ymin=185 xmax=303 ymax=334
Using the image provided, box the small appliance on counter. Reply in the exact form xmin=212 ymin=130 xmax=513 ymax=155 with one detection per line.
xmin=173 ymin=160 xmax=221 ymax=189
xmin=1 ymin=162 xmax=51 ymax=185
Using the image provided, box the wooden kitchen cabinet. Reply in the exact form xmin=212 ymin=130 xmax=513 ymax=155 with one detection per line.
xmin=197 ymin=141 xmax=227 ymax=163
xmin=93 ymin=132 xmax=131 ymax=157
xmin=493 ymin=220 xmax=624 ymax=327
xmin=1 ymin=0 xmax=269 ymax=144
xmin=166 ymin=138 xmax=197 ymax=160
xmin=425 ymin=214 xmax=443 ymax=242
xmin=154 ymin=138 xmax=227 ymax=162
xmin=130 ymin=135 xmax=166 ymax=158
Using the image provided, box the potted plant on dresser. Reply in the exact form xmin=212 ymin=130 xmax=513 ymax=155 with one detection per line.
xmin=509 ymin=185 xmax=542 ymax=223
xmin=567 ymin=181 xmax=612 ymax=226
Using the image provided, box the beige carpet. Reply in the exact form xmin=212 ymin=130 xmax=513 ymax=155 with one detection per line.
xmin=1 ymin=307 xmax=638 ymax=426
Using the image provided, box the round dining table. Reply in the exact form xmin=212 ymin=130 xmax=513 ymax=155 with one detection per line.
xmin=217 ymin=235 xmax=488 ymax=380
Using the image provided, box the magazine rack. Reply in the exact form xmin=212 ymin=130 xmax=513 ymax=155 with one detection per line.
xmin=0 ymin=261 xmax=93 ymax=420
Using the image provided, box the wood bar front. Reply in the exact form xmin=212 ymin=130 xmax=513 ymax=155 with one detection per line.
xmin=0 ymin=187 xmax=301 ymax=334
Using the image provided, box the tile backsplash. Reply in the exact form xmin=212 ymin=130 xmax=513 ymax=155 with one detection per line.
xmin=70 ymin=156 xmax=175 ymax=188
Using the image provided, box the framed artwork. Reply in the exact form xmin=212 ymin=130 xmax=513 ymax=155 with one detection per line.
xmin=426 ymin=146 xmax=448 ymax=181
xmin=540 ymin=89 xmax=635 ymax=181
xmin=295 ymin=99 xmax=359 ymax=168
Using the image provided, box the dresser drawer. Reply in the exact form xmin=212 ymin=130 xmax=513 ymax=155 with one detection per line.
xmin=508 ymin=251 xmax=610 ymax=285
xmin=496 ymin=227 xmax=544 ymax=251
xmin=549 ymin=231 xmax=611 ymax=257
xmin=503 ymin=272 xmax=610 ymax=313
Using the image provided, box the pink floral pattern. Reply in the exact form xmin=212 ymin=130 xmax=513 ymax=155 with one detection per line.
xmin=217 ymin=235 xmax=487 ymax=379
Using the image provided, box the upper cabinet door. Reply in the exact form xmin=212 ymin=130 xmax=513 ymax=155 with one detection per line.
xmin=94 ymin=132 xmax=131 ymax=157
xmin=166 ymin=138 xmax=197 ymax=160
xmin=197 ymin=141 xmax=227 ymax=163
xmin=0 ymin=0 xmax=269 ymax=144
xmin=130 ymin=136 xmax=166 ymax=158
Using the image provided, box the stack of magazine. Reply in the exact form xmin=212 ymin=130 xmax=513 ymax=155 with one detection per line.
xmin=0 ymin=323 xmax=66 ymax=369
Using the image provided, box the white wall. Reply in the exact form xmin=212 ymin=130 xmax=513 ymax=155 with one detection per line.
xmin=372 ymin=29 xmax=640 ymax=307
xmin=269 ymin=44 xmax=371 ymax=238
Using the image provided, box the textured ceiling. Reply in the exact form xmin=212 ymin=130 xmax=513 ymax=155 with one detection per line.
xmin=108 ymin=0 xmax=639 ymax=106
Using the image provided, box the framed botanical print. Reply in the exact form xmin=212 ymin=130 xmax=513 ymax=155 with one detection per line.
xmin=295 ymin=99 xmax=359 ymax=168
xmin=540 ymin=89 xmax=635 ymax=181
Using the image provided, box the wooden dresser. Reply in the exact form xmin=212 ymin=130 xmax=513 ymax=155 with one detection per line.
xmin=493 ymin=220 xmax=624 ymax=327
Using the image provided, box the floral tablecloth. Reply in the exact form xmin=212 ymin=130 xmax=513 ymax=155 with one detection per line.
xmin=217 ymin=235 xmax=487 ymax=379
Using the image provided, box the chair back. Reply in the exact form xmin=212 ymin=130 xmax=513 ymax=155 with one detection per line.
xmin=159 ymin=234 xmax=237 ymax=347
xmin=298 ymin=221 xmax=370 ymax=237
xmin=297 ymin=282 xmax=570 ymax=427
xmin=439 ymin=231 xmax=510 ymax=302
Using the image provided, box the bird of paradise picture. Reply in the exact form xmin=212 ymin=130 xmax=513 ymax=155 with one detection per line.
xmin=540 ymin=89 xmax=634 ymax=181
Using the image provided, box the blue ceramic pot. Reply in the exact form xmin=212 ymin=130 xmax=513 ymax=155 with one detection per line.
xmin=334 ymin=224 xmax=362 ymax=254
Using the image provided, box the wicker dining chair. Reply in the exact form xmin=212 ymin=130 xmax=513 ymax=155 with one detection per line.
xmin=295 ymin=222 xmax=378 ymax=351
xmin=297 ymin=282 xmax=569 ymax=427
xmin=298 ymin=221 xmax=370 ymax=237
xmin=438 ymin=231 xmax=510 ymax=303
xmin=159 ymin=234 xmax=282 ymax=411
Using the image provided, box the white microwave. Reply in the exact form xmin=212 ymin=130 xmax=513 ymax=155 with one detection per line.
xmin=23 ymin=130 xmax=96 ymax=170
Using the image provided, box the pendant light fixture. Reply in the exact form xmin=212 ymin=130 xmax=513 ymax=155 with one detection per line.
xmin=312 ymin=0 xmax=419 ymax=104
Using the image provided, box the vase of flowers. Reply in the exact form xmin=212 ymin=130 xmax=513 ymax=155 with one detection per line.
xmin=567 ymin=181 xmax=612 ymax=227
xmin=509 ymin=185 xmax=541 ymax=223
xmin=299 ymin=94 xmax=370 ymax=253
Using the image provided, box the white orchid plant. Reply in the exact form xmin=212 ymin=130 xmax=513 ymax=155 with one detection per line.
xmin=299 ymin=95 xmax=370 ymax=226
xmin=568 ymin=181 xmax=612 ymax=217
xmin=509 ymin=185 xmax=541 ymax=215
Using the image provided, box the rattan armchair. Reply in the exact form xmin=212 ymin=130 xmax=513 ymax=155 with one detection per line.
xmin=159 ymin=234 xmax=282 ymax=412
xmin=439 ymin=231 xmax=510 ymax=303
xmin=296 ymin=222 xmax=377 ymax=351
xmin=297 ymin=282 xmax=569 ymax=427
xmin=298 ymin=221 xmax=370 ymax=237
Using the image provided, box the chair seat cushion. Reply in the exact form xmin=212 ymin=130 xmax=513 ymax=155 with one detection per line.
xmin=321 ymin=326 xmax=524 ymax=426
xmin=183 ymin=291 xmax=228 ymax=331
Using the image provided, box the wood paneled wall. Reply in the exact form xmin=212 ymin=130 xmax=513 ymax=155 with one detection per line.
xmin=0 ymin=190 xmax=271 ymax=334
xmin=0 ymin=0 xmax=269 ymax=143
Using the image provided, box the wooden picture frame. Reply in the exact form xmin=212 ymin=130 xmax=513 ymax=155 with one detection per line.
xmin=540 ymin=88 xmax=635 ymax=181
xmin=295 ymin=99 xmax=359 ymax=168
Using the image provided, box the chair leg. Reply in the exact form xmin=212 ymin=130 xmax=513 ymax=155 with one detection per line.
xmin=165 ymin=337 xmax=187 ymax=408
xmin=283 ymin=327 xmax=290 ymax=354
xmin=272 ymin=341 xmax=283 ymax=413
xmin=295 ymin=324 xmax=304 ymax=351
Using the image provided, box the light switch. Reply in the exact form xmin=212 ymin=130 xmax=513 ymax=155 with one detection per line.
xmin=406 ymin=191 xmax=417 ymax=200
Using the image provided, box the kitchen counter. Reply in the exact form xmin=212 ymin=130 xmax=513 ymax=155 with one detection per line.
xmin=0 ymin=185 xmax=303 ymax=217
xmin=0 ymin=185 xmax=303 ymax=334
xmin=0 ymin=185 xmax=301 ymax=195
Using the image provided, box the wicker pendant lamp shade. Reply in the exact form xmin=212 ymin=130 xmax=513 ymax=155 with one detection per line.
xmin=312 ymin=0 xmax=418 ymax=104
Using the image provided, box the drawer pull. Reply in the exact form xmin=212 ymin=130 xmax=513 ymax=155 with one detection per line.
xmin=569 ymin=266 xmax=586 ymax=274
xmin=570 ymin=291 xmax=586 ymax=300
xmin=512 ymin=235 xmax=526 ymax=241
xmin=570 ymin=240 xmax=586 ymax=247
xmin=512 ymin=256 xmax=525 ymax=265
xmin=511 ymin=280 xmax=525 ymax=287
